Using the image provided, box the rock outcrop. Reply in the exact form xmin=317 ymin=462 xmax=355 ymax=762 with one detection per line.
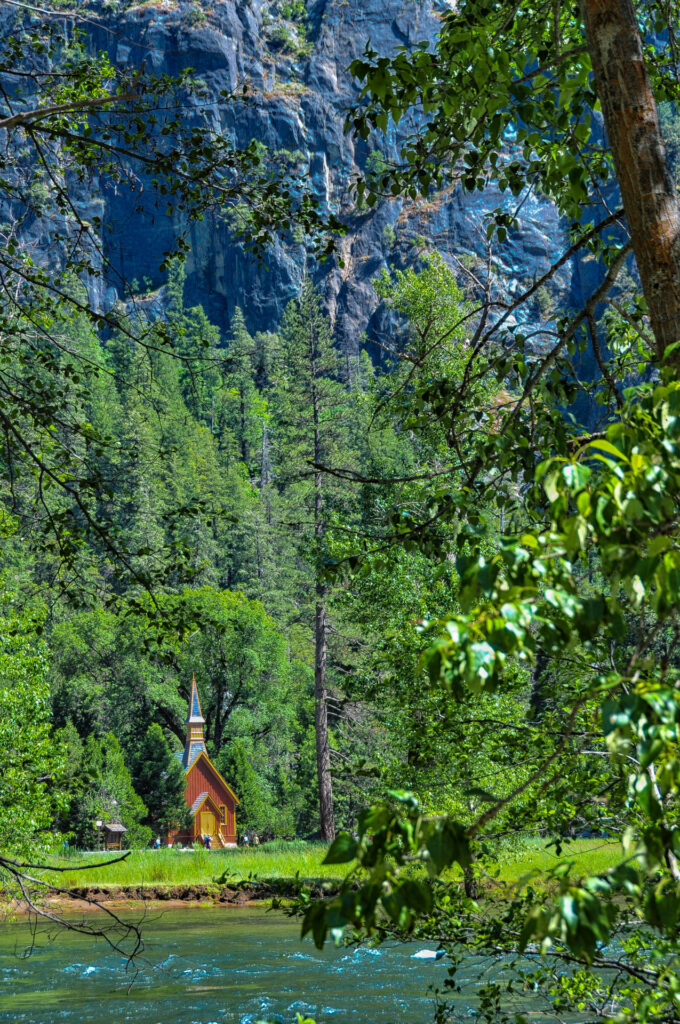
xmin=68 ymin=0 xmax=576 ymax=349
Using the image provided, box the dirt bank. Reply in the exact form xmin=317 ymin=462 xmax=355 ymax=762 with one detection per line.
xmin=6 ymin=879 xmax=337 ymax=916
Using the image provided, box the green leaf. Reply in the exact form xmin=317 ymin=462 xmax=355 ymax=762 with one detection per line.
xmin=587 ymin=439 xmax=627 ymax=462
xmin=425 ymin=819 xmax=470 ymax=873
xmin=323 ymin=831 xmax=358 ymax=864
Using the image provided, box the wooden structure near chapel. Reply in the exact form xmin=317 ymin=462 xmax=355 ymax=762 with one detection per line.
xmin=96 ymin=821 xmax=127 ymax=851
xmin=168 ymin=675 xmax=239 ymax=848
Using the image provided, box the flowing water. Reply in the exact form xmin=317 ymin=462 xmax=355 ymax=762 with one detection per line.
xmin=0 ymin=907 xmax=452 ymax=1024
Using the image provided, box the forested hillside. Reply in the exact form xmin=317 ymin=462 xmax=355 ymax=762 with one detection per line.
xmin=0 ymin=0 xmax=544 ymax=858
xmin=5 ymin=1 xmax=680 ymax=1023
xmin=3 ymin=226 xmax=508 ymax=847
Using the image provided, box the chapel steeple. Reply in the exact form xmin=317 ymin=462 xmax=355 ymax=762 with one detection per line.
xmin=182 ymin=673 xmax=207 ymax=768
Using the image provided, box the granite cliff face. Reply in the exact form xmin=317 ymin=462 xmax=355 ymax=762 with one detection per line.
xmin=82 ymin=0 xmax=578 ymax=351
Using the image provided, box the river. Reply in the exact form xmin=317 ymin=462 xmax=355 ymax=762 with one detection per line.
xmin=0 ymin=907 xmax=451 ymax=1023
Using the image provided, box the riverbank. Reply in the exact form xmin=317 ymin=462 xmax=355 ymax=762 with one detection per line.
xmin=3 ymin=837 xmax=622 ymax=915
xmin=24 ymin=878 xmax=329 ymax=915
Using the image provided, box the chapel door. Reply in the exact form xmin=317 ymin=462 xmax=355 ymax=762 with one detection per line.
xmin=200 ymin=810 xmax=216 ymax=837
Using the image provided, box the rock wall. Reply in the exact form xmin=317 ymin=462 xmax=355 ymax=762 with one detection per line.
xmin=81 ymin=0 xmax=575 ymax=350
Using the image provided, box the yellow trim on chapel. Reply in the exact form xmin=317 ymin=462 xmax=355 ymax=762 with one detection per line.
xmin=192 ymin=791 xmax=222 ymax=819
xmin=191 ymin=750 xmax=241 ymax=805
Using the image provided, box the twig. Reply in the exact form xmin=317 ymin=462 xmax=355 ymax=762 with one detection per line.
xmin=0 ymin=91 xmax=136 ymax=131
xmin=2 ymin=851 xmax=131 ymax=873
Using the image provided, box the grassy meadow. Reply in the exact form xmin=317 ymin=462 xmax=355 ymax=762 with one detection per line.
xmin=38 ymin=837 xmax=622 ymax=891
xmin=491 ymin=837 xmax=622 ymax=885
xmin=41 ymin=840 xmax=343 ymax=889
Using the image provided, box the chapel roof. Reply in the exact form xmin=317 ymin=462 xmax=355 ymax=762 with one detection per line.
xmin=189 ymin=791 xmax=209 ymax=816
xmin=181 ymin=674 xmax=207 ymax=768
xmin=175 ymin=748 xmax=203 ymax=770
xmin=186 ymin=673 xmax=205 ymax=724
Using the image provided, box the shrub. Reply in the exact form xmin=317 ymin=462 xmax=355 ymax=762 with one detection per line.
xmin=382 ymin=223 xmax=397 ymax=249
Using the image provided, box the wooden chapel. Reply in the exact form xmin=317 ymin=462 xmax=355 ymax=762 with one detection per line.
xmin=168 ymin=675 xmax=239 ymax=848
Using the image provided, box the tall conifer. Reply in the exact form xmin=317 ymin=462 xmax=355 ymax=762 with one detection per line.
xmin=133 ymin=723 xmax=190 ymax=836
xmin=217 ymin=308 xmax=264 ymax=473
xmin=273 ymin=280 xmax=352 ymax=841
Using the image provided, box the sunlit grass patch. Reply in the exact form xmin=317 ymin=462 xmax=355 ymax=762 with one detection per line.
xmin=431 ymin=837 xmax=622 ymax=890
xmin=491 ymin=837 xmax=622 ymax=886
xmin=40 ymin=841 xmax=345 ymax=888
xmin=36 ymin=838 xmax=622 ymax=892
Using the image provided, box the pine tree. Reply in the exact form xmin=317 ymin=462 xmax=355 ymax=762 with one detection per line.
xmin=272 ymin=280 xmax=354 ymax=841
xmin=133 ymin=724 xmax=190 ymax=836
xmin=219 ymin=738 xmax=276 ymax=839
xmin=68 ymin=733 xmax=151 ymax=849
xmin=167 ymin=260 xmax=221 ymax=428
xmin=216 ymin=308 xmax=264 ymax=473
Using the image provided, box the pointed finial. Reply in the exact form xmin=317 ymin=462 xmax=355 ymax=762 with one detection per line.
xmin=182 ymin=671 xmax=207 ymax=767
xmin=186 ymin=672 xmax=205 ymax=724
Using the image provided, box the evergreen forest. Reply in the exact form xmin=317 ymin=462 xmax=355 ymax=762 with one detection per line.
xmin=4 ymin=255 xmax=483 ymax=852
xmin=4 ymin=0 xmax=680 ymax=1023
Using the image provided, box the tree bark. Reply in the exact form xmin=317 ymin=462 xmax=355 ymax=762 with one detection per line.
xmin=647 ymin=762 xmax=680 ymax=881
xmin=463 ymin=862 xmax=478 ymax=899
xmin=529 ymin=647 xmax=549 ymax=719
xmin=240 ymin=389 xmax=248 ymax=465
xmin=311 ymin=324 xmax=336 ymax=842
xmin=315 ymin=589 xmax=335 ymax=840
xmin=580 ymin=0 xmax=680 ymax=359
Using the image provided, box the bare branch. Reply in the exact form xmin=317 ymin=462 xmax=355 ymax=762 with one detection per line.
xmin=0 ymin=91 xmax=137 ymax=131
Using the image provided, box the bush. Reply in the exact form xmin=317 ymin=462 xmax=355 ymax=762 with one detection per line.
xmin=279 ymin=0 xmax=307 ymax=21
xmin=268 ymin=24 xmax=296 ymax=51
xmin=184 ymin=3 xmax=206 ymax=26
xmin=382 ymin=223 xmax=397 ymax=249
xmin=365 ymin=149 xmax=388 ymax=179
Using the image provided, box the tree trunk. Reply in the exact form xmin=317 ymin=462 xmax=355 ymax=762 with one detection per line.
xmin=315 ymin=589 xmax=335 ymax=840
xmin=463 ymin=862 xmax=477 ymax=899
xmin=213 ymin=700 xmax=222 ymax=753
xmin=529 ymin=647 xmax=549 ymax=719
xmin=580 ymin=0 xmax=680 ymax=358
xmin=311 ymin=327 xmax=335 ymax=842
xmin=260 ymin=420 xmax=270 ymax=487
xmin=240 ymin=390 xmax=248 ymax=465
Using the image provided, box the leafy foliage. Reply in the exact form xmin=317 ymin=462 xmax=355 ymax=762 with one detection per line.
xmin=6 ymin=6 xmax=680 ymax=1021
xmin=0 ymin=598 xmax=64 ymax=858
xmin=133 ymin=724 xmax=191 ymax=837
xmin=294 ymin=332 xmax=680 ymax=1021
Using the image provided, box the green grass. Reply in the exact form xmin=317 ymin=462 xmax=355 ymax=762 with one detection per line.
xmin=491 ymin=837 xmax=621 ymax=885
xmin=40 ymin=841 xmax=345 ymax=889
xmin=37 ymin=837 xmax=622 ymax=892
